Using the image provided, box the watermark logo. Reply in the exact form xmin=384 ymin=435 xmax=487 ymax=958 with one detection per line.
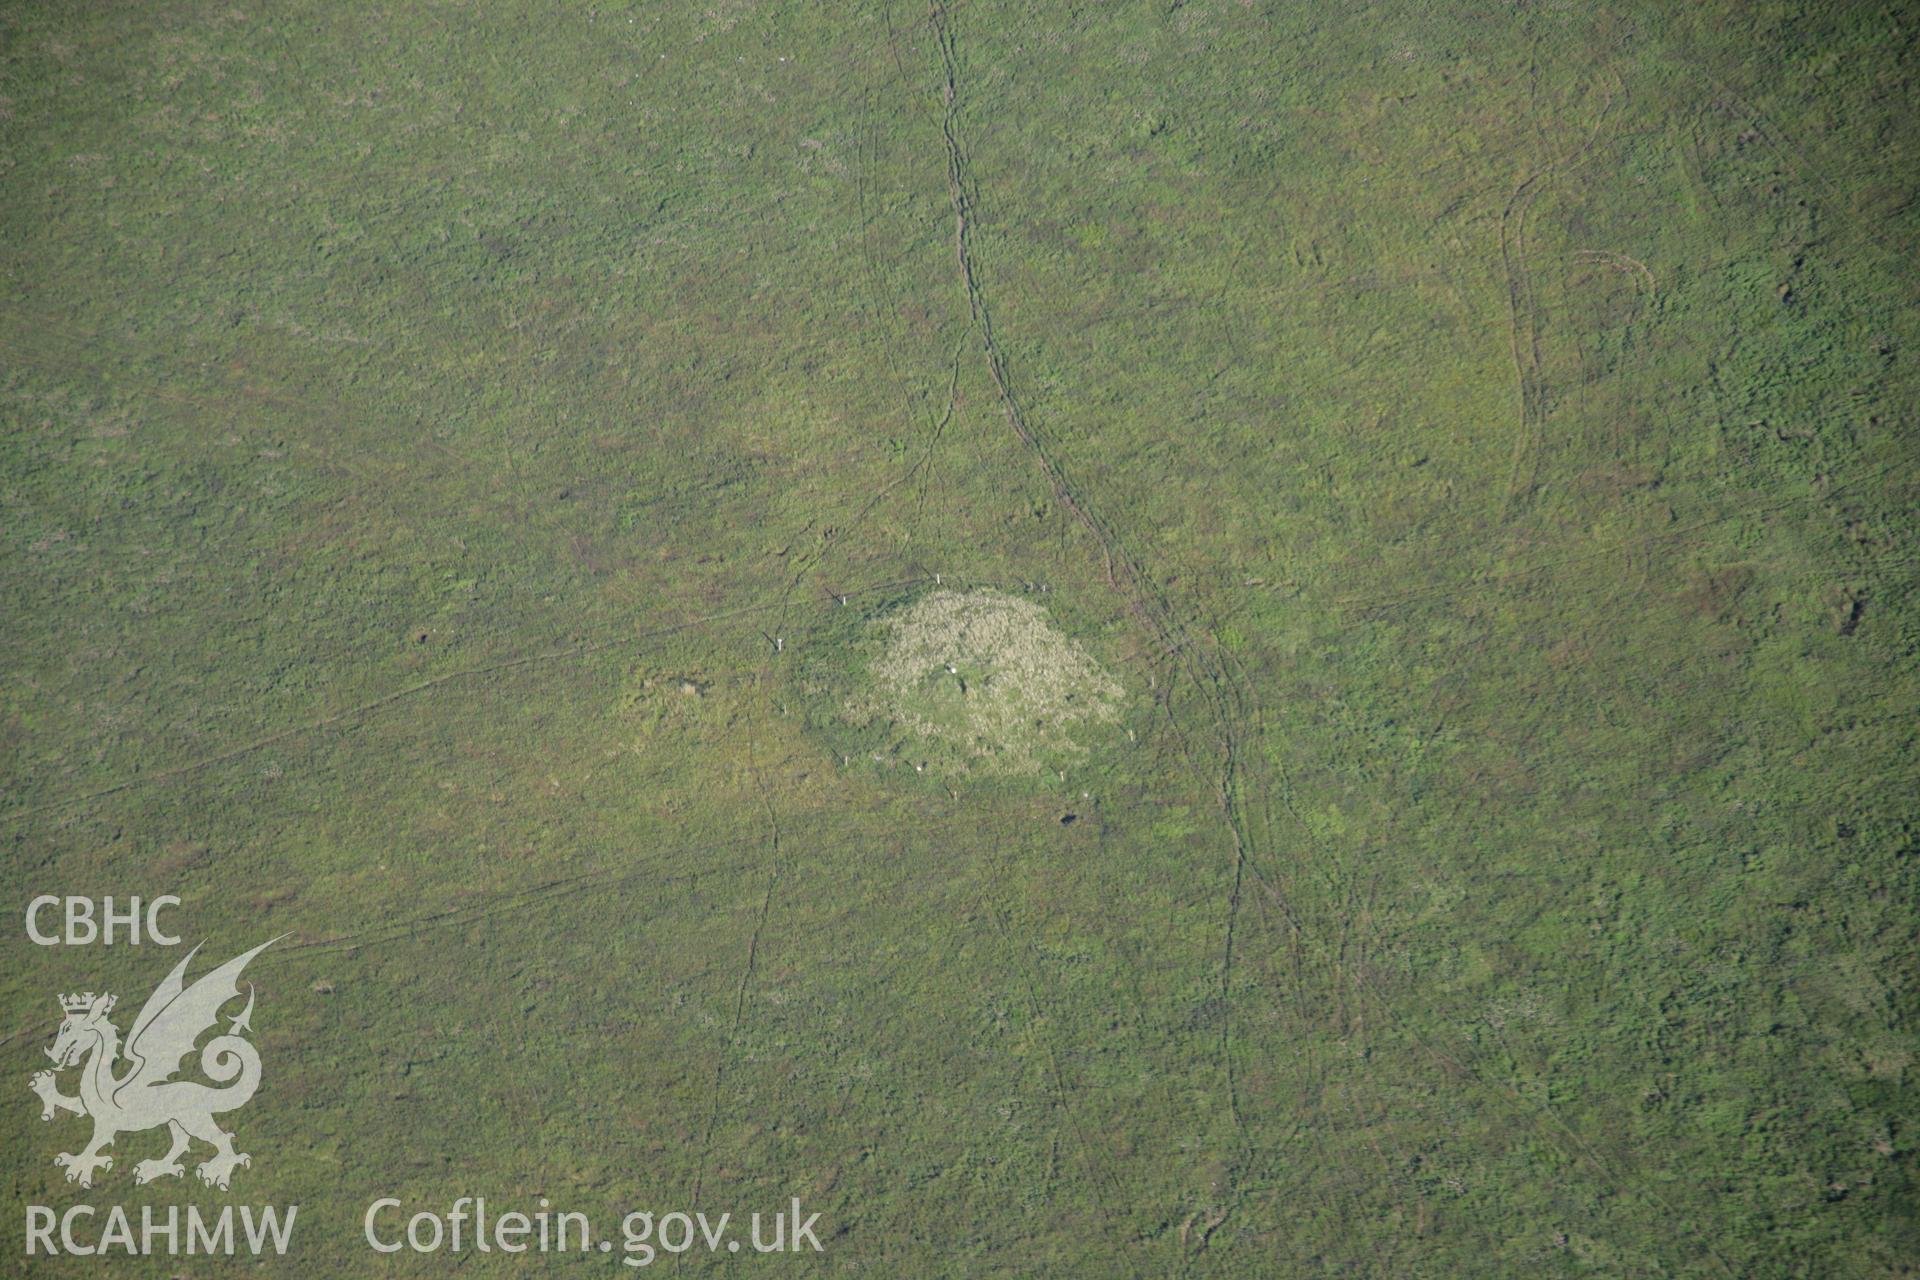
xmin=30 ymin=937 xmax=281 ymax=1191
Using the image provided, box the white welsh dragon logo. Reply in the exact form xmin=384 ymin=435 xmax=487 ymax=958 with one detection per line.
xmin=29 ymin=937 xmax=280 ymax=1190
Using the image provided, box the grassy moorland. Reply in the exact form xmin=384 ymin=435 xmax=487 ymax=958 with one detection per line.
xmin=2 ymin=0 xmax=1914 ymax=1275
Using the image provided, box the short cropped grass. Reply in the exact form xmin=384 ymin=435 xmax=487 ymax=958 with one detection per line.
xmin=1 ymin=0 xmax=1914 ymax=1276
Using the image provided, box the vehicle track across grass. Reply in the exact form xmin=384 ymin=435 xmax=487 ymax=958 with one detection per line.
xmin=924 ymin=1 xmax=1323 ymax=1226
